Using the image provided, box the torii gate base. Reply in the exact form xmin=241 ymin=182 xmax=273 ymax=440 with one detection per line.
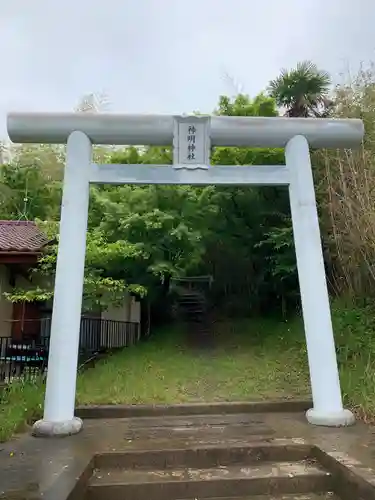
xmin=7 ymin=113 xmax=363 ymax=437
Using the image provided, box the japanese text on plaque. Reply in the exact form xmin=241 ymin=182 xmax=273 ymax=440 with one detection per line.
xmin=186 ymin=125 xmax=196 ymax=161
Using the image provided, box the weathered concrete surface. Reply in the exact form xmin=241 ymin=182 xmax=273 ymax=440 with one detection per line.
xmin=88 ymin=459 xmax=333 ymax=499
xmin=76 ymin=399 xmax=312 ymax=419
xmin=1 ymin=410 xmax=375 ymax=499
xmin=94 ymin=440 xmax=314 ymax=469
xmin=181 ymin=495 xmax=340 ymax=499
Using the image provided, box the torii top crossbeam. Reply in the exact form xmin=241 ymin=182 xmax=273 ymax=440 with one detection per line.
xmin=7 ymin=112 xmax=364 ymax=148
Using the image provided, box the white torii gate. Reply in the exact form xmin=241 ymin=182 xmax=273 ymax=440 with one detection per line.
xmin=7 ymin=112 xmax=364 ymax=437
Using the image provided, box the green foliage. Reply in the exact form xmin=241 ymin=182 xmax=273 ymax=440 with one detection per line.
xmin=268 ymin=60 xmax=332 ymax=117
xmin=5 ymin=225 xmax=146 ymax=309
xmin=215 ymin=93 xmax=278 ymax=117
xmin=255 ymin=221 xmax=298 ymax=317
xmin=88 ymin=184 xmax=211 ymax=297
xmin=4 ymin=287 xmax=53 ymax=303
xmin=256 ymin=222 xmax=296 ymax=281
xmin=0 ymin=145 xmax=63 ymax=220
xmin=330 ymin=300 xmax=375 ymax=419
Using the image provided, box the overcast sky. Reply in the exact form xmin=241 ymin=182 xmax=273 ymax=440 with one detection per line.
xmin=1 ymin=0 xmax=374 ymax=139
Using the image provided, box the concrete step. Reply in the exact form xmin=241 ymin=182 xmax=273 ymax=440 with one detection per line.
xmin=95 ymin=441 xmax=314 ymax=470
xmin=179 ymin=292 xmax=205 ymax=297
xmin=179 ymin=302 xmax=206 ymax=307
xmin=181 ymin=308 xmax=206 ymax=314
xmin=179 ymin=297 xmax=205 ymax=302
xmin=86 ymin=460 xmax=333 ymax=500
xmin=176 ymin=495 xmax=339 ymax=499
xmin=181 ymin=311 xmax=206 ymax=315
xmin=179 ymin=300 xmax=205 ymax=305
xmin=180 ymin=304 xmax=206 ymax=310
xmin=179 ymin=296 xmax=204 ymax=299
xmin=76 ymin=400 xmax=312 ymax=419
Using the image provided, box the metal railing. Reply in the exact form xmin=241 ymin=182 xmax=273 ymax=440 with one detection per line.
xmin=0 ymin=316 xmax=140 ymax=384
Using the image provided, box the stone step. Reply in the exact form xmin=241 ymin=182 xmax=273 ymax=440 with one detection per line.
xmin=182 ymin=309 xmax=206 ymax=314
xmin=180 ymin=301 xmax=203 ymax=304
xmin=95 ymin=441 xmax=314 ymax=470
xmin=177 ymin=495 xmax=339 ymax=499
xmin=179 ymin=301 xmax=205 ymax=306
xmin=180 ymin=305 xmax=206 ymax=311
xmin=179 ymin=292 xmax=205 ymax=297
xmin=76 ymin=401 xmax=312 ymax=419
xmin=179 ymin=296 xmax=205 ymax=301
xmin=179 ymin=302 xmax=206 ymax=307
xmin=181 ymin=307 xmax=206 ymax=313
xmin=86 ymin=460 xmax=333 ymax=500
xmin=180 ymin=295 xmax=204 ymax=299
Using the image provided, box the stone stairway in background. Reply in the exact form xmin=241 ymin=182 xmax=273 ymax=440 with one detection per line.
xmin=176 ymin=289 xmax=214 ymax=348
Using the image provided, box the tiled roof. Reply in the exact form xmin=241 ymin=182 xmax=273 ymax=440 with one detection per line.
xmin=0 ymin=220 xmax=50 ymax=252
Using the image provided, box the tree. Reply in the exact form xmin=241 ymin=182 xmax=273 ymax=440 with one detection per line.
xmin=268 ymin=61 xmax=332 ymax=117
xmin=200 ymin=94 xmax=298 ymax=315
xmin=0 ymin=145 xmax=64 ymax=220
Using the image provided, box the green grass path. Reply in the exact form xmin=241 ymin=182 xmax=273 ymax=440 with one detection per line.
xmin=77 ymin=319 xmax=310 ymax=405
xmin=3 ymin=300 xmax=375 ymax=443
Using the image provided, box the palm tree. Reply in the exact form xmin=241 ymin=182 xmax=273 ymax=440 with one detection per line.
xmin=268 ymin=61 xmax=333 ymax=117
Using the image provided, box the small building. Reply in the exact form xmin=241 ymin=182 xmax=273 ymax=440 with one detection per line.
xmin=0 ymin=220 xmax=141 ymax=345
xmin=0 ymin=220 xmax=50 ymax=341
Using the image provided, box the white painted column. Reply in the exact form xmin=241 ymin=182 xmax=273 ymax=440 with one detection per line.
xmin=33 ymin=131 xmax=92 ymax=437
xmin=286 ymin=135 xmax=355 ymax=427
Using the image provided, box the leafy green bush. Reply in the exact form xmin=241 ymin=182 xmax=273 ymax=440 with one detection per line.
xmin=332 ymin=300 xmax=375 ymax=419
